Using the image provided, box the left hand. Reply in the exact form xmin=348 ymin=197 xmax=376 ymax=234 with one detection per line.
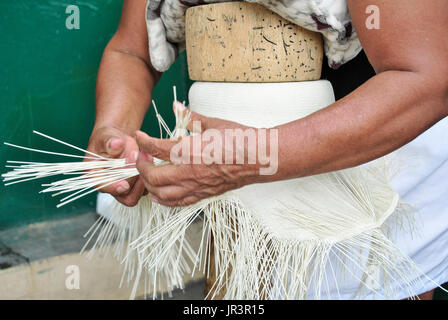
xmin=135 ymin=103 xmax=262 ymax=207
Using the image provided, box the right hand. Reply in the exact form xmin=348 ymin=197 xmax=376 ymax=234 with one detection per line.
xmin=86 ymin=126 xmax=147 ymax=207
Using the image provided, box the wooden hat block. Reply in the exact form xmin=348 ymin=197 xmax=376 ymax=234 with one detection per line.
xmin=185 ymin=1 xmax=323 ymax=83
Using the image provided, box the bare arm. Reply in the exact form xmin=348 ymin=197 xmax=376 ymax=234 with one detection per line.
xmin=88 ymin=0 xmax=161 ymax=206
xmin=94 ymin=0 xmax=160 ymax=134
xmin=270 ymin=0 xmax=448 ymax=181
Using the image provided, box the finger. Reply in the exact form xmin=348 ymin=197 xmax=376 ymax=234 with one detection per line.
xmin=152 ymin=195 xmax=200 ymax=207
xmin=144 ymin=184 xmax=191 ymax=202
xmin=120 ymin=148 xmax=139 ymax=190
xmin=125 ymin=149 xmax=140 ymax=165
xmin=135 ymin=130 xmax=177 ymax=162
xmin=136 ymin=153 xmax=178 ymax=187
xmin=115 ymin=177 xmax=147 ymax=207
xmin=90 ymin=128 xmax=127 ymax=157
xmin=92 ymin=141 xmax=137 ymax=196
xmin=98 ymin=179 xmax=131 ymax=197
xmin=105 ymin=137 xmax=125 ymax=157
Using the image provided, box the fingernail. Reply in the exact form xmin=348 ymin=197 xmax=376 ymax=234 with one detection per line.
xmin=139 ymin=151 xmax=153 ymax=162
xmin=130 ymin=151 xmax=139 ymax=163
xmin=152 ymin=196 xmax=159 ymax=203
xmin=116 ymin=183 xmax=130 ymax=194
xmin=107 ymin=138 xmax=122 ymax=151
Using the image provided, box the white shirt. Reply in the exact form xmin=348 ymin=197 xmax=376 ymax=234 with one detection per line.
xmin=387 ymin=117 xmax=448 ymax=299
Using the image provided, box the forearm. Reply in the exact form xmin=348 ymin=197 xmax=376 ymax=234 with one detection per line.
xmin=264 ymin=0 xmax=448 ymax=182
xmin=94 ymin=42 xmax=160 ymax=135
xmin=269 ymin=70 xmax=448 ymax=181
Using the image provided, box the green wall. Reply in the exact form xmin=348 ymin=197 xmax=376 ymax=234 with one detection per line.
xmin=0 ymin=0 xmax=193 ymax=229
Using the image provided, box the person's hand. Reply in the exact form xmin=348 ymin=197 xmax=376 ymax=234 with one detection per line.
xmin=134 ymin=102 xmax=265 ymax=207
xmin=86 ymin=126 xmax=147 ymax=206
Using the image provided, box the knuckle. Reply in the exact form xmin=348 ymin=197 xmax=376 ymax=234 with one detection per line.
xmin=135 ymin=160 xmax=144 ymax=174
xmin=157 ymin=193 xmax=167 ymax=202
xmin=116 ymin=194 xmax=139 ymax=207
xmin=136 ymin=164 xmax=150 ymax=183
xmin=190 ymin=164 xmax=206 ymax=181
xmin=98 ymin=186 xmax=113 ymax=195
xmin=124 ymin=198 xmax=139 ymax=207
xmin=148 ymin=171 xmax=162 ymax=186
xmin=180 ymin=197 xmax=197 ymax=206
xmin=150 ymin=188 xmax=163 ymax=200
xmin=151 ymin=147 xmax=161 ymax=159
xmin=164 ymin=201 xmax=176 ymax=207
xmin=157 ymin=190 xmax=171 ymax=201
xmin=117 ymin=198 xmax=131 ymax=207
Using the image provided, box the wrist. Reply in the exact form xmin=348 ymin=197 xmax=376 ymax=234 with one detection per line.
xmin=228 ymin=127 xmax=281 ymax=186
xmin=94 ymin=104 xmax=147 ymax=137
xmin=93 ymin=121 xmax=140 ymax=137
xmin=254 ymin=127 xmax=280 ymax=182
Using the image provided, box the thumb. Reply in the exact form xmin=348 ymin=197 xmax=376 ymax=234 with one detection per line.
xmin=105 ymin=136 xmax=125 ymax=157
xmin=93 ymin=127 xmax=126 ymax=157
xmin=135 ymin=130 xmax=178 ymax=162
